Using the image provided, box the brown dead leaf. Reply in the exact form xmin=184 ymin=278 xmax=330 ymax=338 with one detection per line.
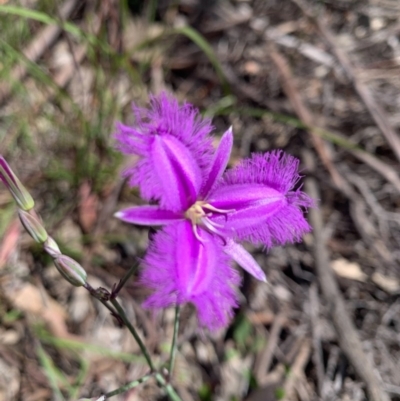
xmin=12 ymin=283 xmax=80 ymax=339
xmin=331 ymin=258 xmax=367 ymax=282
xmin=78 ymin=181 xmax=98 ymax=233
xmin=372 ymin=272 xmax=400 ymax=294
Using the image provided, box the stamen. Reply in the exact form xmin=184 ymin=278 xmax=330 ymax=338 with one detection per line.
xmin=192 ymin=223 xmax=205 ymax=243
xmin=202 ymin=218 xmax=227 ymax=245
xmin=202 ymin=218 xmax=222 ymax=235
xmin=202 ymin=204 xmax=235 ymax=215
xmin=184 ymin=200 xmax=236 ymax=244
xmin=205 ymin=217 xmax=225 ymax=228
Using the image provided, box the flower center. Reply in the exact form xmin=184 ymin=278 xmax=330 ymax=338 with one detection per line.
xmin=184 ymin=201 xmax=207 ymax=225
xmin=184 ymin=201 xmax=234 ymax=242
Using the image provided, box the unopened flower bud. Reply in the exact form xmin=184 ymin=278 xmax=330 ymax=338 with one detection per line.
xmin=54 ymin=255 xmax=87 ymax=287
xmin=0 ymin=156 xmax=35 ymax=211
xmin=44 ymin=237 xmax=62 ymax=258
xmin=18 ymin=210 xmax=48 ymax=243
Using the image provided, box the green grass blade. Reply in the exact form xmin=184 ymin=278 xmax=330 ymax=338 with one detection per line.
xmin=37 ymin=329 xmax=145 ymax=364
xmin=216 ymin=105 xmax=362 ymax=151
xmin=171 ymin=26 xmax=230 ymax=94
xmin=0 ymin=5 xmax=82 ymax=38
xmin=68 ymin=357 xmax=90 ymax=400
xmin=0 ymin=5 xmax=109 ymax=55
xmin=0 ymin=39 xmax=83 ymax=117
xmin=36 ymin=343 xmax=66 ymax=401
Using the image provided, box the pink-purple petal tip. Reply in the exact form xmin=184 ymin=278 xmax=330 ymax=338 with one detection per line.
xmin=224 ymin=240 xmax=267 ymax=282
xmin=115 ymin=206 xmax=182 ymax=226
xmin=141 ymin=222 xmax=240 ymax=330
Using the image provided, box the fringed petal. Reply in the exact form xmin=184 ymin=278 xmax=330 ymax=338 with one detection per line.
xmin=211 ymin=151 xmax=314 ymax=247
xmin=114 ymin=92 xmax=214 ymax=209
xmin=141 ymin=221 xmax=240 ymax=330
xmin=222 ymin=151 xmax=303 ymax=194
xmin=233 ymin=192 xmax=313 ymax=247
xmin=208 ymin=183 xmax=285 ymax=236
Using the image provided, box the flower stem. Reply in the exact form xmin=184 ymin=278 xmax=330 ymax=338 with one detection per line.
xmin=168 ymin=304 xmax=180 ymax=378
xmin=110 ymin=297 xmax=155 ymax=371
xmin=104 ymin=373 xmax=153 ymax=398
xmin=155 ymin=373 xmax=183 ymax=401
xmin=112 ymin=261 xmax=139 ymax=297
xmin=83 ymin=282 xmax=123 ymax=324
xmin=99 ymin=299 xmax=120 ymax=320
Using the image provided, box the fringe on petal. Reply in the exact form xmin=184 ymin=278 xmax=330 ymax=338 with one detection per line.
xmin=114 ymin=93 xmax=214 ymax=208
xmin=141 ymin=221 xmax=240 ymax=330
xmin=217 ymin=151 xmax=315 ymax=247
xmin=233 ymin=196 xmax=313 ymax=247
xmin=223 ymin=151 xmax=304 ymax=194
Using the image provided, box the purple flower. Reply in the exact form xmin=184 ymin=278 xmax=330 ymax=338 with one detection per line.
xmin=115 ymin=94 xmax=314 ymax=330
xmin=115 ymin=93 xmax=214 ymax=212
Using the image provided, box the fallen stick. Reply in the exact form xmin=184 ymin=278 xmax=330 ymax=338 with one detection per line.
xmin=281 ymin=339 xmax=311 ymax=401
xmin=268 ymin=44 xmax=394 ymax=263
xmin=268 ymin=44 xmax=344 ymax=191
xmin=292 ymin=0 xmax=400 ymax=163
xmin=254 ymin=312 xmax=286 ymax=385
xmin=304 ymin=150 xmax=390 ymax=401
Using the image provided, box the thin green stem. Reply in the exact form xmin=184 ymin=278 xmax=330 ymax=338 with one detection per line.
xmin=104 ymin=374 xmax=153 ymax=398
xmin=155 ymin=373 xmax=183 ymax=401
xmin=110 ymin=298 xmax=155 ymax=371
xmin=83 ymin=282 xmax=121 ymax=322
xmin=168 ymin=305 xmax=180 ymax=378
xmin=112 ymin=261 xmax=139 ymax=296
xmin=99 ymin=299 xmax=120 ymax=318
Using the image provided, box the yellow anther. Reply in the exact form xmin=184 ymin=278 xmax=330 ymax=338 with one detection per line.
xmin=184 ymin=200 xmax=235 ymax=242
xmin=184 ymin=201 xmax=207 ymax=225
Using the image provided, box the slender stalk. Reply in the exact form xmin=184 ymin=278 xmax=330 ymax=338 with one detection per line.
xmin=110 ymin=298 xmax=155 ymax=371
xmin=112 ymin=261 xmax=139 ymax=296
xmin=104 ymin=374 xmax=153 ymax=398
xmin=83 ymin=282 xmax=121 ymax=322
xmin=168 ymin=305 xmax=180 ymax=378
xmin=86 ymin=284 xmax=182 ymax=399
xmin=99 ymin=299 xmax=120 ymax=319
xmin=155 ymin=373 xmax=182 ymax=401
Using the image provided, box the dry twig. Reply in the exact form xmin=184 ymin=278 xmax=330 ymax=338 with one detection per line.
xmin=268 ymin=44 xmax=344 ymax=190
xmin=281 ymin=339 xmax=311 ymax=401
xmin=292 ymin=0 xmax=400 ymax=163
xmin=268 ymin=44 xmax=393 ymax=264
xmin=309 ymin=284 xmax=324 ymax=396
xmin=304 ymin=150 xmax=390 ymax=401
xmin=254 ymin=312 xmax=286 ymax=385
